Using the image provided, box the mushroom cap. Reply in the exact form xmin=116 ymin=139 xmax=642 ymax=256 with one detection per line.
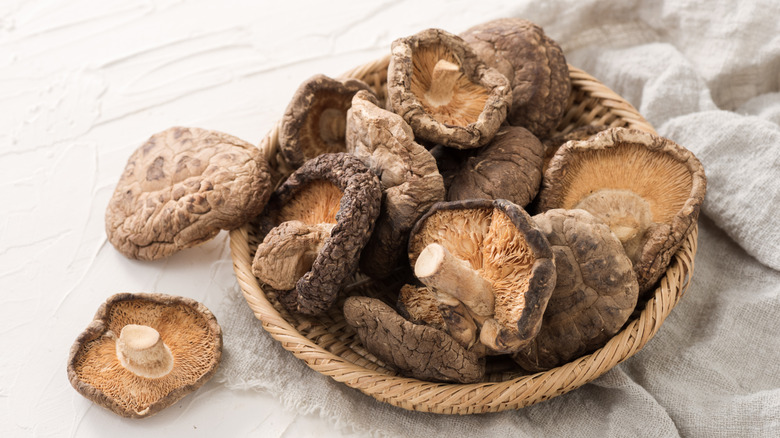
xmin=67 ymin=293 xmax=222 ymax=419
xmin=447 ymin=125 xmax=544 ymax=207
xmin=345 ymin=90 xmax=446 ymax=278
xmin=461 ymin=18 xmax=571 ymax=137
xmin=252 ymin=153 xmax=382 ymax=315
xmin=279 ymin=74 xmax=374 ymax=169
xmin=542 ymin=124 xmax=609 ymax=173
xmin=387 ymin=28 xmax=511 ymax=149
xmin=539 ymin=127 xmax=707 ymax=293
xmin=408 ymin=199 xmax=556 ymax=354
xmin=512 ymin=209 xmax=639 ymax=372
xmin=105 ymin=126 xmax=272 ymax=261
xmin=344 ymin=296 xmax=485 ymax=383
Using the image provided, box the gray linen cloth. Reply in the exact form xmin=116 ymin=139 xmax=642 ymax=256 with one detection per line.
xmin=217 ymin=1 xmax=780 ymax=436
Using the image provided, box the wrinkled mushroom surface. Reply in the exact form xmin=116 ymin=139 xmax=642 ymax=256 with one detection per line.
xmin=67 ymin=293 xmax=222 ymax=419
xmin=106 ymin=127 xmax=272 ymax=261
xmin=346 ymin=90 xmax=445 ymax=278
xmin=461 ymin=18 xmax=571 ymax=137
xmin=539 ymin=127 xmax=706 ymax=294
xmin=252 ymin=153 xmax=382 ymax=315
xmin=344 ymin=296 xmax=484 ymax=383
xmin=447 ymin=125 xmax=544 ymax=207
xmin=513 ymin=209 xmax=639 ymax=372
xmin=279 ymin=74 xmax=374 ymax=169
xmin=408 ymin=199 xmax=556 ymax=354
xmin=387 ymin=28 xmax=511 ymax=149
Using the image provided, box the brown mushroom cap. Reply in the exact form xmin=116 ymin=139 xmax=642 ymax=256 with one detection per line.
xmin=408 ymin=199 xmax=556 ymax=354
xmin=345 ymin=90 xmax=445 ymax=278
xmin=539 ymin=127 xmax=707 ymax=294
xmin=344 ymin=296 xmax=485 ymax=383
xmin=387 ymin=28 xmax=511 ymax=149
xmin=252 ymin=153 xmax=382 ymax=315
xmin=447 ymin=125 xmax=544 ymax=207
xmin=461 ymin=18 xmax=571 ymax=137
xmin=105 ymin=127 xmax=272 ymax=261
xmin=512 ymin=209 xmax=639 ymax=372
xmin=67 ymin=293 xmax=222 ymax=419
xmin=279 ymin=74 xmax=374 ymax=169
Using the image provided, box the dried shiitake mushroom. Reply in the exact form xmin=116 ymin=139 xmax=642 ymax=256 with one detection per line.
xmin=387 ymin=28 xmax=511 ymax=149
xmin=408 ymin=199 xmax=556 ymax=354
xmin=252 ymin=153 xmax=382 ymax=315
xmin=344 ymin=296 xmax=485 ymax=383
xmin=67 ymin=293 xmax=222 ymax=418
xmin=542 ymin=124 xmax=609 ymax=173
xmin=345 ymin=90 xmax=445 ymax=278
xmin=447 ymin=125 xmax=544 ymax=207
xmin=397 ymin=283 xmax=446 ymax=331
xmin=279 ymin=74 xmax=374 ymax=168
xmin=512 ymin=209 xmax=639 ymax=372
xmin=106 ymin=127 xmax=272 ymax=261
xmin=461 ymin=18 xmax=571 ymax=137
xmin=539 ymin=127 xmax=706 ymax=294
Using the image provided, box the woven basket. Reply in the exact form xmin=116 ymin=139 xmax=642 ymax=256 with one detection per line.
xmin=229 ymin=54 xmax=698 ymax=414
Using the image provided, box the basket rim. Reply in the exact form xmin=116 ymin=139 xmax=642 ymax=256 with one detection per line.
xmin=229 ymin=56 xmax=696 ymax=414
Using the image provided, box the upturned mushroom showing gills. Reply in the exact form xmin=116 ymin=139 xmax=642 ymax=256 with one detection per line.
xmin=105 ymin=126 xmax=273 ymax=261
xmin=461 ymin=18 xmax=571 ymax=138
xmin=513 ymin=209 xmax=639 ymax=372
xmin=387 ymin=28 xmax=511 ymax=149
xmin=345 ymin=90 xmax=445 ymax=279
xmin=252 ymin=153 xmax=382 ymax=315
xmin=539 ymin=127 xmax=706 ymax=294
xmin=67 ymin=293 xmax=222 ymax=419
xmin=279 ymin=74 xmax=374 ymax=169
xmin=408 ymin=199 xmax=556 ymax=354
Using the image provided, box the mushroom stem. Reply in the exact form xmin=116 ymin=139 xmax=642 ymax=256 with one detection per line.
xmin=425 ymin=59 xmax=461 ymax=106
xmin=415 ymin=243 xmax=494 ymax=316
xmin=116 ymin=324 xmax=174 ymax=379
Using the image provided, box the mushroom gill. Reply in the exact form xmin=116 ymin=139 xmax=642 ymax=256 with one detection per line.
xmin=278 ymin=180 xmax=342 ymax=225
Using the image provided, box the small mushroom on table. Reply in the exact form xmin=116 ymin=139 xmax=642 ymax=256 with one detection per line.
xmin=461 ymin=18 xmax=571 ymax=138
xmin=105 ymin=127 xmax=273 ymax=261
xmin=252 ymin=153 xmax=382 ymax=315
xmin=539 ymin=127 xmax=707 ymax=294
xmin=67 ymin=293 xmax=222 ymax=418
xmin=407 ymin=199 xmax=556 ymax=354
xmin=345 ymin=90 xmax=445 ymax=279
xmin=512 ymin=209 xmax=639 ymax=372
xmin=387 ymin=28 xmax=511 ymax=149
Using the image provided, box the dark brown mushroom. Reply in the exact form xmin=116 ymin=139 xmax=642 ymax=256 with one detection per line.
xmin=538 ymin=127 xmax=707 ymax=294
xmin=408 ymin=199 xmax=556 ymax=354
xmin=67 ymin=293 xmax=222 ymax=418
xmin=252 ymin=153 xmax=382 ymax=315
xmin=279 ymin=74 xmax=374 ymax=169
xmin=512 ymin=209 xmax=639 ymax=372
xmin=105 ymin=127 xmax=272 ymax=261
xmin=344 ymin=296 xmax=485 ymax=383
xmin=461 ymin=18 xmax=571 ymax=138
xmin=387 ymin=28 xmax=511 ymax=149
xmin=345 ymin=90 xmax=445 ymax=278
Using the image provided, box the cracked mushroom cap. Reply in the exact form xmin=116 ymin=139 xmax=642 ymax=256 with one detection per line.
xmin=539 ymin=127 xmax=707 ymax=294
xmin=67 ymin=293 xmax=222 ymax=419
xmin=344 ymin=296 xmax=485 ymax=383
xmin=512 ymin=209 xmax=639 ymax=372
xmin=461 ymin=18 xmax=571 ymax=137
xmin=105 ymin=127 xmax=272 ymax=261
xmin=447 ymin=125 xmax=545 ymax=207
xmin=387 ymin=28 xmax=511 ymax=149
xmin=279 ymin=74 xmax=374 ymax=169
xmin=252 ymin=153 xmax=382 ymax=315
xmin=345 ymin=90 xmax=445 ymax=279
xmin=408 ymin=199 xmax=556 ymax=354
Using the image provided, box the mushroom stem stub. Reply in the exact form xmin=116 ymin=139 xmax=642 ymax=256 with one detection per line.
xmin=425 ymin=59 xmax=461 ymax=107
xmin=415 ymin=243 xmax=494 ymax=316
xmin=116 ymin=324 xmax=174 ymax=379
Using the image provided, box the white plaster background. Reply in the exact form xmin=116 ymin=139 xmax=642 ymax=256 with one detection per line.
xmin=0 ymin=1 xmax=526 ymax=436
